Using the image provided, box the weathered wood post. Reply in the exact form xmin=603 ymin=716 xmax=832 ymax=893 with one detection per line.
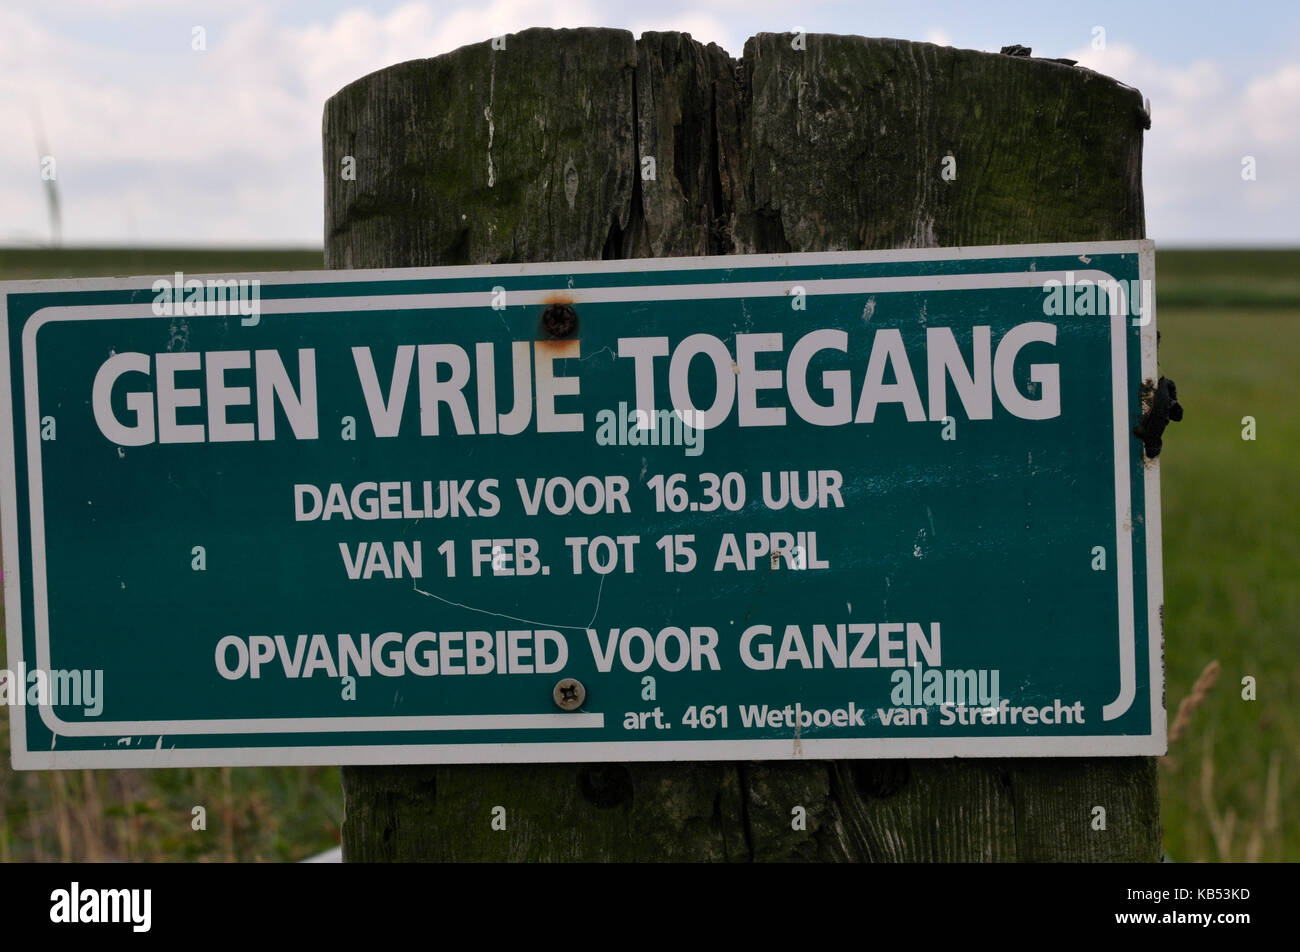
xmin=323 ymin=28 xmax=1160 ymax=861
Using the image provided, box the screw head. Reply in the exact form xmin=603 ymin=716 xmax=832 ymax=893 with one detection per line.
xmin=553 ymin=678 xmax=586 ymax=711
xmin=540 ymin=302 xmax=578 ymax=339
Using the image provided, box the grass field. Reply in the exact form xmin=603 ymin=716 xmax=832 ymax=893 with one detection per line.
xmin=0 ymin=246 xmax=1295 ymax=862
xmin=1156 ymin=302 xmax=1297 ymax=862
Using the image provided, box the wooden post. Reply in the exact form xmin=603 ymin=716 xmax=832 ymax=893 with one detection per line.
xmin=323 ymin=27 xmax=1160 ymax=862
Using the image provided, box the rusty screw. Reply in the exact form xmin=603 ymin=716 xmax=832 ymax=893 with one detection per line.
xmin=553 ymin=678 xmax=586 ymax=711
xmin=540 ymin=302 xmax=577 ymax=339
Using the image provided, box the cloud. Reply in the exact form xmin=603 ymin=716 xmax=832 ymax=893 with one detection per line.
xmin=629 ymin=13 xmax=740 ymax=54
xmin=1245 ymin=64 xmax=1300 ymax=146
xmin=0 ymin=1 xmax=607 ymax=244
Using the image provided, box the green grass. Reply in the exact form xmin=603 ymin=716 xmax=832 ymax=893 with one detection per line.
xmin=1154 ymin=249 xmax=1300 ymax=310
xmin=0 ymin=247 xmax=323 ymax=281
xmin=0 ymin=247 xmax=1296 ymax=861
xmin=1155 ymin=306 xmax=1298 ymax=862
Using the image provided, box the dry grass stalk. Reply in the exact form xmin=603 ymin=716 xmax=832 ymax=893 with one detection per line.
xmin=50 ymin=771 xmax=73 ymax=861
xmin=1199 ymin=729 xmax=1283 ymax=863
xmin=222 ymin=767 xmax=236 ymax=863
xmin=1199 ymin=730 xmax=1237 ymax=861
xmin=1244 ymin=751 xmax=1282 ymax=863
xmin=1160 ymin=659 xmax=1220 ymax=769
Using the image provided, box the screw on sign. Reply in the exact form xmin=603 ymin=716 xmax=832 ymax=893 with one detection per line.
xmin=553 ymin=678 xmax=587 ymax=711
xmin=539 ymin=302 xmax=578 ymax=339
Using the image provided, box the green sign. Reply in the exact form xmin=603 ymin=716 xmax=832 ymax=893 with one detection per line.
xmin=1 ymin=241 xmax=1165 ymax=768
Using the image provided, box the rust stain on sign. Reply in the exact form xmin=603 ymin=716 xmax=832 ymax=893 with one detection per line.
xmin=537 ymin=298 xmax=578 ymax=352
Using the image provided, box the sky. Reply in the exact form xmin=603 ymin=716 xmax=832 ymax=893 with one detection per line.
xmin=1 ymin=0 xmax=1298 ymax=247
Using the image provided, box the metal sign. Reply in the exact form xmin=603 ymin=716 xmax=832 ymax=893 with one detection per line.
xmin=0 ymin=241 xmax=1165 ymax=768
